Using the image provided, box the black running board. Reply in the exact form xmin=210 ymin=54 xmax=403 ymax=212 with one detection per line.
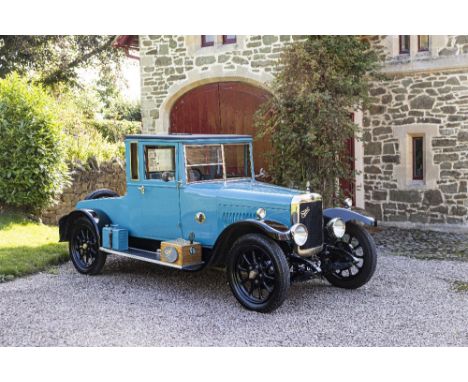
xmin=99 ymin=246 xmax=204 ymax=270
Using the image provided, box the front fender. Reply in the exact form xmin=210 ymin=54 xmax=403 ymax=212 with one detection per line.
xmin=323 ymin=208 xmax=377 ymax=227
xmin=208 ymin=219 xmax=292 ymax=267
xmin=217 ymin=219 xmax=292 ymax=243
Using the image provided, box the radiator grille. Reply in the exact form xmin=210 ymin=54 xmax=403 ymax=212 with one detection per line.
xmin=298 ymin=200 xmax=323 ymax=249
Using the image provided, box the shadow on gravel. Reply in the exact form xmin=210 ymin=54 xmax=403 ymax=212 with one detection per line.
xmin=97 ymin=255 xmax=337 ymax=304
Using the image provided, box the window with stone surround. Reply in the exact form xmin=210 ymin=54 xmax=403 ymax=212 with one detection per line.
xmin=223 ymin=35 xmax=236 ymax=44
xmin=393 ymin=124 xmax=439 ymax=190
xmin=412 ymin=136 xmax=424 ymax=180
xmin=201 ymin=35 xmax=237 ymax=47
xmin=399 ymin=35 xmax=410 ymax=54
xmin=418 ymin=35 xmax=429 ymax=52
xmin=201 ymin=35 xmax=215 ymax=47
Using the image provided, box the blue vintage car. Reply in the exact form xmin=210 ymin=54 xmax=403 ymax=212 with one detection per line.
xmin=59 ymin=134 xmax=377 ymax=312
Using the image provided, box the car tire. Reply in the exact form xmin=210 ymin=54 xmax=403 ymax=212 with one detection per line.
xmin=324 ymin=222 xmax=377 ymax=289
xmin=69 ymin=217 xmax=107 ymax=275
xmin=227 ymin=233 xmax=290 ymax=313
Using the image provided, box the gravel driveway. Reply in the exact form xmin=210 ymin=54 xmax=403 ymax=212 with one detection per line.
xmin=1 ymin=247 xmax=467 ymax=346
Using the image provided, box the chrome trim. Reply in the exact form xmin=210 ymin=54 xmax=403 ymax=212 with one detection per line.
xmin=100 ymin=247 xmax=203 ymax=270
xmin=290 ymin=223 xmax=308 ymax=246
xmin=290 ymin=193 xmax=322 ymax=224
xmin=290 ymin=193 xmax=323 ymax=257
xmin=295 ymin=244 xmax=324 ymax=257
xmin=184 ymin=177 xmax=253 ymax=185
xmin=256 ymin=207 xmax=266 ymax=220
xmin=326 ymin=217 xmax=346 ymax=239
xmin=344 ymin=197 xmax=353 ymax=209
xmin=184 ymin=143 xmax=253 ymax=184
xmin=195 ymin=212 xmax=206 ymax=224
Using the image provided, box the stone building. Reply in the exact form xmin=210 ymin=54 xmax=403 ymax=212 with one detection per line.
xmin=115 ymin=35 xmax=468 ymax=226
xmin=365 ymin=36 xmax=468 ymax=225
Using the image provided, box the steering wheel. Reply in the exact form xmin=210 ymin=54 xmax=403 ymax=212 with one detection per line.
xmin=189 ymin=168 xmax=203 ymax=181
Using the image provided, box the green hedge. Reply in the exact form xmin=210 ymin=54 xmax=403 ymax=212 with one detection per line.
xmin=88 ymin=119 xmax=141 ymax=143
xmin=0 ymin=74 xmax=69 ymax=212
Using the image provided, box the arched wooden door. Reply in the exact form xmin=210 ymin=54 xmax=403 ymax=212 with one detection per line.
xmin=170 ymin=82 xmax=271 ymax=172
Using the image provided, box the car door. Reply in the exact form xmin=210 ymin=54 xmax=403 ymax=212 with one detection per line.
xmin=128 ymin=141 xmax=182 ymax=241
xmin=178 ymin=144 xmax=223 ymax=247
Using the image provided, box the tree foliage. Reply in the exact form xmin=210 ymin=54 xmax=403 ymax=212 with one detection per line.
xmin=0 ymin=74 xmax=69 ymax=212
xmin=0 ymin=35 xmax=123 ymax=86
xmin=256 ymin=36 xmax=379 ymax=206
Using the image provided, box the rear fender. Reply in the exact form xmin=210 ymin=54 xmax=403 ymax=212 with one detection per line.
xmin=58 ymin=209 xmax=111 ymax=243
xmin=323 ymin=208 xmax=377 ymax=227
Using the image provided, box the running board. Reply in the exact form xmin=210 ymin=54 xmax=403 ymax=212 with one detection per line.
xmin=99 ymin=246 xmax=204 ymax=270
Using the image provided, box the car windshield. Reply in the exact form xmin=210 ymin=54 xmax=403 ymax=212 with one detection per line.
xmin=185 ymin=144 xmax=252 ymax=183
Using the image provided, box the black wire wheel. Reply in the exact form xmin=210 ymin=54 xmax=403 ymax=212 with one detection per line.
xmin=227 ymin=234 xmax=290 ymax=313
xmin=324 ymin=222 xmax=377 ymax=289
xmin=69 ymin=217 xmax=107 ymax=275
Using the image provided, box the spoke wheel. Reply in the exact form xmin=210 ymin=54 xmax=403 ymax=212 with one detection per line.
xmin=69 ymin=218 xmax=106 ymax=275
xmin=227 ymin=234 xmax=290 ymax=313
xmin=235 ymin=249 xmax=276 ymax=304
xmin=324 ymin=222 xmax=377 ymax=289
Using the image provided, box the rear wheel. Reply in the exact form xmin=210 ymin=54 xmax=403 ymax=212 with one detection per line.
xmin=69 ymin=218 xmax=106 ymax=275
xmin=324 ymin=222 xmax=377 ymax=289
xmin=227 ymin=234 xmax=290 ymax=313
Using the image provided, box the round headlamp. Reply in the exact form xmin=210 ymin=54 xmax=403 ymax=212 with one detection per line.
xmin=344 ymin=198 xmax=353 ymax=209
xmin=256 ymin=208 xmax=266 ymax=220
xmin=327 ymin=218 xmax=346 ymax=239
xmin=290 ymin=223 xmax=308 ymax=246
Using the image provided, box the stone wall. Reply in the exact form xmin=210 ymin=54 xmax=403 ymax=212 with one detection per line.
xmin=364 ymin=70 xmax=468 ymax=225
xmin=441 ymin=35 xmax=468 ymax=56
xmin=140 ymin=35 xmax=303 ymax=134
xmin=41 ymin=159 xmax=126 ymax=225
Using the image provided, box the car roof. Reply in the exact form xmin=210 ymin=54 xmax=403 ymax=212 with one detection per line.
xmin=125 ymin=134 xmax=253 ymax=142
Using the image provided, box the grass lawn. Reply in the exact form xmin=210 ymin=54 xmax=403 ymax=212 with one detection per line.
xmin=453 ymin=281 xmax=468 ymax=292
xmin=0 ymin=213 xmax=68 ymax=282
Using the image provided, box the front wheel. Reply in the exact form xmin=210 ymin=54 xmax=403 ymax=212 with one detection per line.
xmin=323 ymin=222 xmax=377 ymax=289
xmin=227 ymin=234 xmax=290 ymax=313
xmin=69 ymin=217 xmax=106 ymax=275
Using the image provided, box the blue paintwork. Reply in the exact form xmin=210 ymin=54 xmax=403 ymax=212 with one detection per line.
xmin=76 ymin=135 xmax=303 ymax=248
xmin=323 ymin=208 xmax=376 ymax=226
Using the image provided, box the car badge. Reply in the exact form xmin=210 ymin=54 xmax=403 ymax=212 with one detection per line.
xmin=300 ymin=206 xmax=310 ymax=219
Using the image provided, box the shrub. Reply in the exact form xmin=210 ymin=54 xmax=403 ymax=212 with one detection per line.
xmin=89 ymin=119 xmax=141 ymax=143
xmin=55 ymin=92 xmax=131 ymax=164
xmin=103 ymin=97 xmax=141 ymax=122
xmin=62 ymin=121 xmax=125 ymax=164
xmin=256 ymin=36 xmax=379 ymax=206
xmin=0 ymin=74 xmax=69 ymax=212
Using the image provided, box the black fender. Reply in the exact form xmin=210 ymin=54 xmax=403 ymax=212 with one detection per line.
xmin=58 ymin=208 xmax=111 ymax=244
xmin=208 ymin=219 xmax=292 ymax=267
xmin=323 ymin=207 xmax=377 ymax=227
xmin=84 ymin=188 xmax=119 ymax=200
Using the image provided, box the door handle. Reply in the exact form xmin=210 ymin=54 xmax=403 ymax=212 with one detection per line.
xmin=137 ymin=185 xmax=145 ymax=195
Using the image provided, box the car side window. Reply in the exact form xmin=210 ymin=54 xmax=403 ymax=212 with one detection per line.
xmin=144 ymin=145 xmax=176 ymax=181
xmin=130 ymin=142 xmax=139 ymax=181
xmin=185 ymin=145 xmax=224 ymax=183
